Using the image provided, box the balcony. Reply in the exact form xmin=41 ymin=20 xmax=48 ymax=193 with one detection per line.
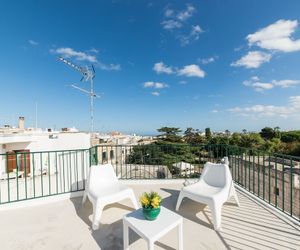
xmin=0 ymin=144 xmax=299 ymax=249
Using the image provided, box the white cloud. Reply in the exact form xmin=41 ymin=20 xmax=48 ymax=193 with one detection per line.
xmin=243 ymin=77 xmax=300 ymax=92
xmin=273 ymin=79 xmax=300 ymax=88
xmin=98 ymin=62 xmax=121 ymax=71
xmin=151 ymin=91 xmax=160 ymax=96
xmin=191 ymin=25 xmax=203 ymax=36
xmin=161 ymin=20 xmax=182 ymax=30
xmin=177 ymin=64 xmax=205 ymax=78
xmin=234 ymin=46 xmax=243 ymax=52
xmin=212 ymin=109 xmax=219 ymax=113
xmin=144 ymin=81 xmax=168 ymax=96
xmin=88 ymin=48 xmax=99 ymax=53
xmin=143 ymin=81 xmax=169 ymax=89
xmin=179 ymin=80 xmax=187 ymax=84
xmin=54 ymin=47 xmax=97 ymax=63
xmin=161 ymin=5 xmax=194 ymax=30
xmin=199 ymin=56 xmax=218 ymax=64
xmin=251 ymin=76 xmax=259 ymax=81
xmin=228 ymin=96 xmax=300 ymax=118
xmin=252 ymin=82 xmax=274 ymax=92
xmin=28 ymin=40 xmax=39 ymax=46
xmin=179 ymin=25 xmax=203 ymax=46
xmin=164 ymin=9 xmax=174 ymax=18
xmin=161 ymin=4 xmax=203 ymax=46
xmin=52 ymin=47 xmax=120 ymax=71
xmin=151 ymin=62 xmax=206 ymax=78
xmin=247 ymin=19 xmax=300 ymax=52
xmin=153 ymin=62 xmax=173 ymax=74
xmin=231 ymin=51 xmax=271 ymax=68
xmin=177 ymin=4 xmax=195 ymax=21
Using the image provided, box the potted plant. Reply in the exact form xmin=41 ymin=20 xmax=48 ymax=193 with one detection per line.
xmin=140 ymin=191 xmax=162 ymax=220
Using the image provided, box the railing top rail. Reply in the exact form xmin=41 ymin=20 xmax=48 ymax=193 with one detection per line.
xmin=221 ymin=144 xmax=300 ymax=161
xmin=0 ymin=143 xmax=299 ymax=161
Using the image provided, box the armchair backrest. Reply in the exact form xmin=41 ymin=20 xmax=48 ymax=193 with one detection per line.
xmin=201 ymin=162 xmax=232 ymax=188
xmin=88 ymin=164 xmax=118 ymax=190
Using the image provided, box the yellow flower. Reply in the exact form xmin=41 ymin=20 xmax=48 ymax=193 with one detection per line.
xmin=140 ymin=191 xmax=162 ymax=208
xmin=151 ymin=196 xmax=161 ymax=208
xmin=140 ymin=195 xmax=150 ymax=207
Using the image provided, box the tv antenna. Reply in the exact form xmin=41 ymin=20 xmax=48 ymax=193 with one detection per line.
xmin=58 ymin=57 xmax=100 ymax=132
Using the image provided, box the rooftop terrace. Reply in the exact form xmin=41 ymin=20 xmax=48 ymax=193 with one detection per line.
xmin=0 ymin=144 xmax=299 ymax=249
xmin=0 ymin=181 xmax=299 ymax=250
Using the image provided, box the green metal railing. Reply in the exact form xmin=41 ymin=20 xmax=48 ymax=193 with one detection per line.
xmin=223 ymin=145 xmax=300 ymax=222
xmin=0 ymin=148 xmax=90 ymax=204
xmin=0 ymin=144 xmax=299 ymax=222
xmin=93 ymin=144 xmax=299 ymax=221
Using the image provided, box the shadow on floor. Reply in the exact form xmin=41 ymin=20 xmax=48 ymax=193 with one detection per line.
xmin=69 ymin=184 xmax=299 ymax=250
xmin=70 ymin=197 xmax=134 ymax=250
xmin=160 ymin=188 xmax=214 ymax=229
xmin=161 ymin=188 xmax=232 ymax=250
xmin=70 ymin=197 xmax=177 ymax=250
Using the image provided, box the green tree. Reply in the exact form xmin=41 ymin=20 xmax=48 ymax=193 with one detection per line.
xmin=281 ymin=131 xmax=300 ymax=143
xmin=225 ymin=129 xmax=230 ymax=137
xmin=262 ymin=138 xmax=281 ymax=153
xmin=229 ymin=133 xmax=242 ymax=146
xmin=278 ymin=142 xmax=300 ymax=156
xmin=157 ymin=127 xmax=182 ymax=143
xmin=184 ymin=127 xmax=206 ymax=144
xmin=260 ymin=127 xmax=276 ymax=140
xmin=184 ymin=127 xmax=194 ymax=139
xmin=127 ymin=142 xmax=202 ymax=176
xmin=239 ymin=133 xmax=264 ymax=150
xmin=209 ymin=136 xmax=229 ymax=145
xmin=205 ymin=127 xmax=212 ymax=140
xmin=274 ymin=126 xmax=281 ymax=138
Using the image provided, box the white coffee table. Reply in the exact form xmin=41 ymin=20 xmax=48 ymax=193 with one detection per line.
xmin=123 ymin=206 xmax=183 ymax=250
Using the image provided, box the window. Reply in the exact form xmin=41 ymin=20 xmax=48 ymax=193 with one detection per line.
xmin=102 ymin=152 xmax=107 ymax=161
xmin=110 ymin=150 xmax=114 ymax=159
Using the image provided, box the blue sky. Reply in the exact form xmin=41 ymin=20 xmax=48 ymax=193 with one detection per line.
xmin=1 ymin=0 xmax=300 ymax=134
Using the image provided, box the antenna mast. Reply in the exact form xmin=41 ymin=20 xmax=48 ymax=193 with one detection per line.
xmin=35 ymin=102 xmax=38 ymax=130
xmin=58 ymin=57 xmax=99 ymax=132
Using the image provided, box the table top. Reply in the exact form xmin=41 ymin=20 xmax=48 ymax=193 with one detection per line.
xmin=123 ymin=206 xmax=182 ymax=240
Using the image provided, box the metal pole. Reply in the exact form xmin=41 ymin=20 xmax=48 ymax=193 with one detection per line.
xmin=90 ymin=78 xmax=94 ymax=133
xmin=35 ymin=102 xmax=38 ymax=130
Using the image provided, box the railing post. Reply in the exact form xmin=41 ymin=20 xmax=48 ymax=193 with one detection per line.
xmin=275 ymin=155 xmax=278 ymax=208
xmin=6 ymin=153 xmax=10 ymax=202
xmin=268 ymin=153 xmax=271 ymax=204
xmin=282 ymin=156 xmax=285 ymax=212
xmin=290 ymin=157 xmax=293 ymax=217
xmin=263 ymin=153 xmax=265 ymax=201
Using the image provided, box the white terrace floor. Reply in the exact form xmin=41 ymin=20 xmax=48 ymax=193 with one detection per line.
xmin=0 ymin=181 xmax=299 ymax=250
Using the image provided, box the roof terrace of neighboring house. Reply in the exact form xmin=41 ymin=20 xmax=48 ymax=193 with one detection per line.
xmin=229 ymin=154 xmax=300 ymax=174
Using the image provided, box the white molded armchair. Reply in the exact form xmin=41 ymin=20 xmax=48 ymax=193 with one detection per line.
xmin=176 ymin=162 xmax=239 ymax=230
xmin=82 ymin=164 xmax=139 ymax=230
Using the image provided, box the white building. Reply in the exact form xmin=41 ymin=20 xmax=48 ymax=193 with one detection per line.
xmin=0 ymin=117 xmax=90 ymax=178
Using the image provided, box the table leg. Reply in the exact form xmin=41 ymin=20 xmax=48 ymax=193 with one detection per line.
xmin=123 ymin=222 xmax=129 ymax=250
xmin=147 ymin=240 xmax=154 ymax=250
xmin=178 ymin=222 xmax=183 ymax=250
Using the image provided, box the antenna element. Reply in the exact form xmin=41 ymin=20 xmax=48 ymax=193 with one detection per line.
xmin=58 ymin=57 xmax=99 ymax=132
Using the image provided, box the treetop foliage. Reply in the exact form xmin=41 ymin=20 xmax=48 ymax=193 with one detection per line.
xmin=154 ymin=126 xmax=300 ymax=156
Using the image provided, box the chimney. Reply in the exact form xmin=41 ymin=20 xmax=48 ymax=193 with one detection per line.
xmin=18 ymin=117 xmax=25 ymax=130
